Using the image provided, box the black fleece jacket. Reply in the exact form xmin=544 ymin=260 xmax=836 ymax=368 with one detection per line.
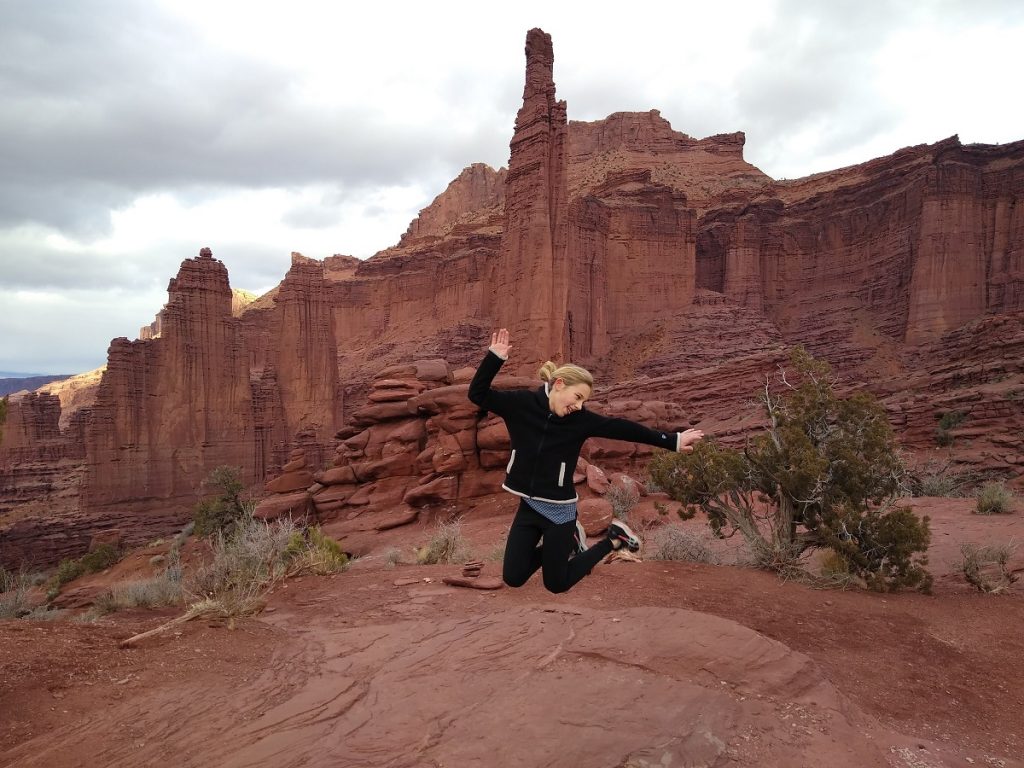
xmin=468 ymin=350 xmax=682 ymax=504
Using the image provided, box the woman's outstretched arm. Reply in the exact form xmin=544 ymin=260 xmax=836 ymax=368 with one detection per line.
xmin=468 ymin=328 xmax=517 ymax=416
xmin=583 ymin=411 xmax=704 ymax=453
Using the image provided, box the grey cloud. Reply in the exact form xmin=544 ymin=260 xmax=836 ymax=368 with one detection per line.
xmin=0 ymin=237 xmax=293 ymax=375
xmin=281 ymin=203 xmax=344 ymax=230
xmin=0 ymin=229 xmax=287 ymax=296
xmin=722 ymin=2 xmax=908 ymax=173
xmin=733 ymin=0 xmax=1024 ymax=161
xmin=0 ymin=237 xmax=155 ymax=291
xmin=0 ymin=1 xmax=491 ymax=240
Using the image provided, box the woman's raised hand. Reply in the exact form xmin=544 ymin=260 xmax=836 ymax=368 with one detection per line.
xmin=678 ymin=428 xmax=704 ymax=453
xmin=489 ymin=328 xmax=512 ymax=359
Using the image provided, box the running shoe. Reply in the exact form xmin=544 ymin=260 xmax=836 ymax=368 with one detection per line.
xmin=607 ymin=520 xmax=641 ymax=552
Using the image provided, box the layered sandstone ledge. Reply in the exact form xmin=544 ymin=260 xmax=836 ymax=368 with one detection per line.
xmin=254 ymin=358 xmax=674 ymax=538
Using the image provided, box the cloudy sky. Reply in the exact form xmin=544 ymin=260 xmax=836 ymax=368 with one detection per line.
xmin=1 ymin=0 xmax=1022 ymax=375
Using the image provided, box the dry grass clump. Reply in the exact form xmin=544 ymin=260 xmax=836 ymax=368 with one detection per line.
xmin=645 ymin=525 xmax=719 ymax=564
xmin=0 ymin=568 xmax=33 ymax=619
xmin=417 ymin=520 xmax=470 ymax=565
xmin=606 ymin=482 xmax=641 ymax=520
xmin=816 ymin=548 xmax=859 ymax=589
xmin=961 ymin=541 xmax=1019 ymax=593
xmin=382 ymin=548 xmax=404 ymax=568
xmin=94 ymin=571 xmax=185 ymax=613
xmin=185 ymin=512 xmax=299 ymax=616
xmin=902 ymin=458 xmax=969 ymax=498
xmin=284 ymin=526 xmax=349 ymax=576
xmin=975 ymin=481 xmax=1016 ymax=515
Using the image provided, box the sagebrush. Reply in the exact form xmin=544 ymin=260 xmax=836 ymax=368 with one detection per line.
xmin=975 ymin=482 xmax=1015 ymax=515
xmin=646 ymin=526 xmax=719 ymax=564
xmin=960 ymin=541 xmax=1018 ymax=593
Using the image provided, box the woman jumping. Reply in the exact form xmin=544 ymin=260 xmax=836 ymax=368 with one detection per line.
xmin=468 ymin=328 xmax=704 ymax=593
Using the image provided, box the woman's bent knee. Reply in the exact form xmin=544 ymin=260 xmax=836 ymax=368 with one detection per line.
xmin=503 ymin=569 xmax=531 ymax=588
xmin=542 ymin=576 xmax=571 ymax=594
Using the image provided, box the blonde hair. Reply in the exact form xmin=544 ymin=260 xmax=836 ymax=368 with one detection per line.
xmin=538 ymin=361 xmax=594 ymax=389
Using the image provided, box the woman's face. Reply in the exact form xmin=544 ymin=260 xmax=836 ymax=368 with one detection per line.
xmin=548 ymin=379 xmax=592 ymax=417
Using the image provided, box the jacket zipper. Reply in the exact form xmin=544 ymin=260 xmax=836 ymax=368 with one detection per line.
xmin=530 ymin=413 xmax=552 ymax=495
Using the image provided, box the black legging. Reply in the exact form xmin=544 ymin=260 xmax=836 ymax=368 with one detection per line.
xmin=502 ymin=499 xmax=614 ymax=593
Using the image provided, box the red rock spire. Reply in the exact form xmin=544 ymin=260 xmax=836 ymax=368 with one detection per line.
xmin=493 ymin=28 xmax=570 ymax=370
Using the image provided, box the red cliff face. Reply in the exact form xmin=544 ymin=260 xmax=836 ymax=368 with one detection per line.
xmin=3 ymin=30 xmax=1023 ymax=566
xmin=696 ymin=137 xmax=1024 ymax=361
xmin=83 ymin=249 xmax=254 ymax=516
xmin=272 ymin=253 xmax=341 ymax=448
xmin=400 ymin=163 xmax=507 ymax=246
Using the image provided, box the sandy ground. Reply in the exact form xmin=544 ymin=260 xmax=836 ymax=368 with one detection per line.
xmin=1 ymin=496 xmax=1021 ymax=767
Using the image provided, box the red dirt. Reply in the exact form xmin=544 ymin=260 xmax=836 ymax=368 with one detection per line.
xmin=1 ymin=496 xmax=1021 ymax=767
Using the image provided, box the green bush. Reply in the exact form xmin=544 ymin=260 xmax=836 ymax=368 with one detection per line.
xmin=193 ymin=466 xmax=247 ymax=537
xmin=79 ymin=543 xmax=121 ymax=573
xmin=648 ymin=347 xmax=931 ymax=592
xmin=285 ymin=527 xmax=349 ymax=575
xmin=935 ymin=410 xmax=966 ymax=446
xmin=975 ymin=481 xmax=1015 ymax=515
xmin=46 ymin=542 xmax=123 ymax=600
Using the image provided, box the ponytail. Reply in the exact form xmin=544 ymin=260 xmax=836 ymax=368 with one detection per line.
xmin=538 ymin=361 xmax=594 ymax=389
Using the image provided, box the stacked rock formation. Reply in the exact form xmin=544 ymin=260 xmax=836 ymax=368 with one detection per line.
xmin=255 ymin=357 xmax=678 ymax=539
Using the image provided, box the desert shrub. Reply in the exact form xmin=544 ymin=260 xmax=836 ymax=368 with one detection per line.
xmin=646 ymin=525 xmax=719 ymax=564
xmin=605 ymin=482 xmax=640 ymax=520
xmin=185 ymin=511 xmax=298 ymax=616
xmin=51 ymin=559 xmax=84 ymax=592
xmin=961 ymin=541 xmax=1019 ymax=593
xmin=0 ymin=568 xmax=33 ymax=619
xmin=975 ymin=481 xmax=1015 ymax=515
xmin=48 ymin=542 xmax=122 ymax=597
xmin=648 ymin=347 xmax=931 ymax=592
xmin=935 ymin=410 xmax=966 ymax=446
xmin=902 ymin=458 xmax=968 ymax=498
xmin=286 ymin=526 xmax=349 ymax=575
xmin=79 ymin=543 xmax=121 ymax=573
xmin=95 ymin=572 xmax=184 ymax=612
xmin=818 ymin=548 xmax=857 ymax=589
xmin=417 ymin=520 xmax=469 ymax=565
xmin=171 ymin=521 xmax=194 ymax=552
xmin=193 ymin=466 xmax=247 ymax=537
